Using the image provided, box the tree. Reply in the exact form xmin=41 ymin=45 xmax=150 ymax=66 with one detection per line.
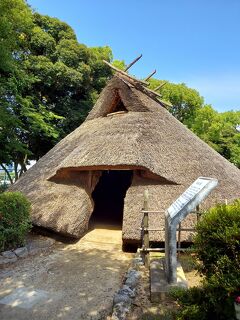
xmin=148 ymin=78 xmax=204 ymax=125
xmin=0 ymin=0 xmax=33 ymax=180
xmin=149 ymin=79 xmax=240 ymax=168
xmin=0 ymin=6 xmax=114 ymax=182
xmin=20 ymin=13 xmax=113 ymax=159
xmin=0 ymin=0 xmax=33 ymax=71
xmin=190 ymin=106 xmax=240 ymax=168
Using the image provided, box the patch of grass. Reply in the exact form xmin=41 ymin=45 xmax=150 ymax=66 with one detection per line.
xmin=178 ymin=253 xmax=197 ymax=272
xmin=142 ymin=305 xmax=176 ymax=320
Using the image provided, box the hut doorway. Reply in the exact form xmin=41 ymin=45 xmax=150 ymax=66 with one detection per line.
xmin=89 ymin=170 xmax=133 ymax=228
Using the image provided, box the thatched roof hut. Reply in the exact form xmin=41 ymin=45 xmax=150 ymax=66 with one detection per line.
xmin=11 ymin=73 xmax=240 ymax=244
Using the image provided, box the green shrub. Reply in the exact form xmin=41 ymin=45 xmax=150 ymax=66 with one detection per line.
xmin=194 ymin=200 xmax=240 ymax=279
xmin=170 ymin=200 xmax=240 ymax=320
xmin=170 ymin=284 xmax=235 ymax=320
xmin=0 ymin=192 xmax=31 ymax=251
xmin=0 ymin=184 xmax=8 ymax=193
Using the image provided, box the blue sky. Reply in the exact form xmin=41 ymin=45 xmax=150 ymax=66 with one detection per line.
xmin=27 ymin=0 xmax=240 ymax=112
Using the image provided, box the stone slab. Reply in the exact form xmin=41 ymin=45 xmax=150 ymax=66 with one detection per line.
xmin=1 ymin=251 xmax=16 ymax=259
xmin=14 ymin=247 xmax=28 ymax=258
xmin=0 ymin=256 xmax=17 ymax=266
xmin=150 ymin=258 xmax=188 ymax=303
xmin=0 ymin=287 xmax=49 ymax=309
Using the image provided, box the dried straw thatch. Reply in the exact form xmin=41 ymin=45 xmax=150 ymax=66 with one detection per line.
xmin=11 ymin=74 xmax=240 ymax=243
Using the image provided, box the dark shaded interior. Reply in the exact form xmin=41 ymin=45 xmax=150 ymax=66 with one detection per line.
xmin=113 ymin=97 xmax=128 ymax=113
xmin=89 ymin=170 xmax=133 ymax=228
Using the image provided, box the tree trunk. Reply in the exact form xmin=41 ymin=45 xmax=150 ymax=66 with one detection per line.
xmin=0 ymin=163 xmax=13 ymax=184
xmin=14 ymin=162 xmax=19 ymax=181
xmin=19 ymin=155 xmax=28 ymax=177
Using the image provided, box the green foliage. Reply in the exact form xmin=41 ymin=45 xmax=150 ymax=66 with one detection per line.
xmin=171 ymin=283 xmax=235 ymax=320
xmin=148 ymin=79 xmax=204 ymax=125
xmin=170 ymin=287 xmax=209 ymax=320
xmin=0 ymin=192 xmax=31 ymax=251
xmin=0 ymin=184 xmax=8 ymax=194
xmin=112 ymin=59 xmax=127 ymax=70
xmin=149 ymin=78 xmax=240 ymax=168
xmin=0 ymin=0 xmax=33 ymax=71
xmin=190 ymin=106 xmax=240 ymax=168
xmin=170 ymin=201 xmax=240 ymax=319
xmin=0 ymin=0 xmax=239 ymax=182
xmin=0 ymin=4 xmax=113 ymax=179
xmin=194 ymin=200 xmax=240 ymax=279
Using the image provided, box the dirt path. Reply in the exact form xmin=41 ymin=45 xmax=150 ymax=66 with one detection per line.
xmin=0 ymin=227 xmax=133 ymax=320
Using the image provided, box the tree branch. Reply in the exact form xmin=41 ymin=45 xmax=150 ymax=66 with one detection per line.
xmin=0 ymin=163 xmax=13 ymax=184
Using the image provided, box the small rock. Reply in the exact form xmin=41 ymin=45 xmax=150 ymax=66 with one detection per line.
xmin=14 ymin=247 xmax=28 ymax=258
xmin=112 ymin=302 xmax=130 ymax=320
xmin=0 ymin=256 xmax=10 ymax=265
xmin=125 ymin=270 xmax=140 ymax=289
xmin=118 ymin=285 xmax=135 ymax=298
xmin=0 ymin=256 xmax=17 ymax=266
xmin=113 ymin=293 xmax=132 ymax=305
xmin=1 ymin=250 xmax=16 ymax=259
xmin=132 ymin=257 xmax=144 ymax=267
xmin=113 ymin=285 xmax=134 ymax=312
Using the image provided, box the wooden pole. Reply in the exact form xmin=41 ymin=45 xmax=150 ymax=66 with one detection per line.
xmin=144 ymin=69 xmax=156 ymax=82
xmin=103 ymin=60 xmax=148 ymax=85
xmin=154 ymin=82 xmax=167 ymax=91
xmin=142 ymin=190 xmax=150 ymax=267
xmin=124 ymin=54 xmax=142 ymax=72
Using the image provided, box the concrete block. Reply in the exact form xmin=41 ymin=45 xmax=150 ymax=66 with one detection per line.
xmin=150 ymin=258 xmax=188 ymax=303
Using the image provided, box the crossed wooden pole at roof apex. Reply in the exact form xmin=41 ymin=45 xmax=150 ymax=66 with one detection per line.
xmin=103 ymin=54 xmax=167 ymax=92
xmin=103 ymin=55 xmax=171 ymax=108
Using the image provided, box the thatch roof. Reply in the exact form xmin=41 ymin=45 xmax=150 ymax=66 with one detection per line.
xmin=11 ymin=74 xmax=240 ymax=242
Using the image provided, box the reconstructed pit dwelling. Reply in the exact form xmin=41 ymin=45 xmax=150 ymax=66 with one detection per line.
xmin=12 ymin=73 xmax=240 ymax=246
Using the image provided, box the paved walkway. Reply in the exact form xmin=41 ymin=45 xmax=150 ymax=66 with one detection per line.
xmin=0 ymin=227 xmax=132 ymax=320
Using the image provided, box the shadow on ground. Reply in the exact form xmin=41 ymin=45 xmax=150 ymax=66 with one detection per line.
xmin=0 ymin=228 xmax=133 ymax=320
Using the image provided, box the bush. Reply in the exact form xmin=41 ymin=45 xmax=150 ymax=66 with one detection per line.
xmin=170 ymin=287 xmax=208 ymax=320
xmin=170 ymin=200 xmax=240 ymax=320
xmin=171 ymin=283 xmax=235 ymax=320
xmin=0 ymin=184 xmax=8 ymax=193
xmin=0 ymin=192 xmax=31 ymax=251
xmin=194 ymin=200 xmax=240 ymax=279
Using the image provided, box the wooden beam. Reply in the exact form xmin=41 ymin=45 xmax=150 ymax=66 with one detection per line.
xmin=157 ymin=99 xmax=173 ymax=108
xmin=103 ymin=60 xmax=148 ymax=85
xmin=154 ymin=82 xmax=167 ymax=91
xmin=142 ymin=85 xmax=162 ymax=98
xmin=144 ymin=69 xmax=156 ymax=82
xmin=124 ymin=54 xmax=142 ymax=72
xmin=139 ymin=248 xmax=194 ymax=252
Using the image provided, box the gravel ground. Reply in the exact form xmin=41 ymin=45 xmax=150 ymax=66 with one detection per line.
xmin=0 ymin=227 xmax=133 ymax=320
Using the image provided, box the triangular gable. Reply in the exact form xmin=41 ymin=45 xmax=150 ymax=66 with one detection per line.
xmin=87 ymin=76 xmax=153 ymax=120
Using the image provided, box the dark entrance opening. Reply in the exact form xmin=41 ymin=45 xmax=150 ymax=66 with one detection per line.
xmin=89 ymin=170 xmax=133 ymax=228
